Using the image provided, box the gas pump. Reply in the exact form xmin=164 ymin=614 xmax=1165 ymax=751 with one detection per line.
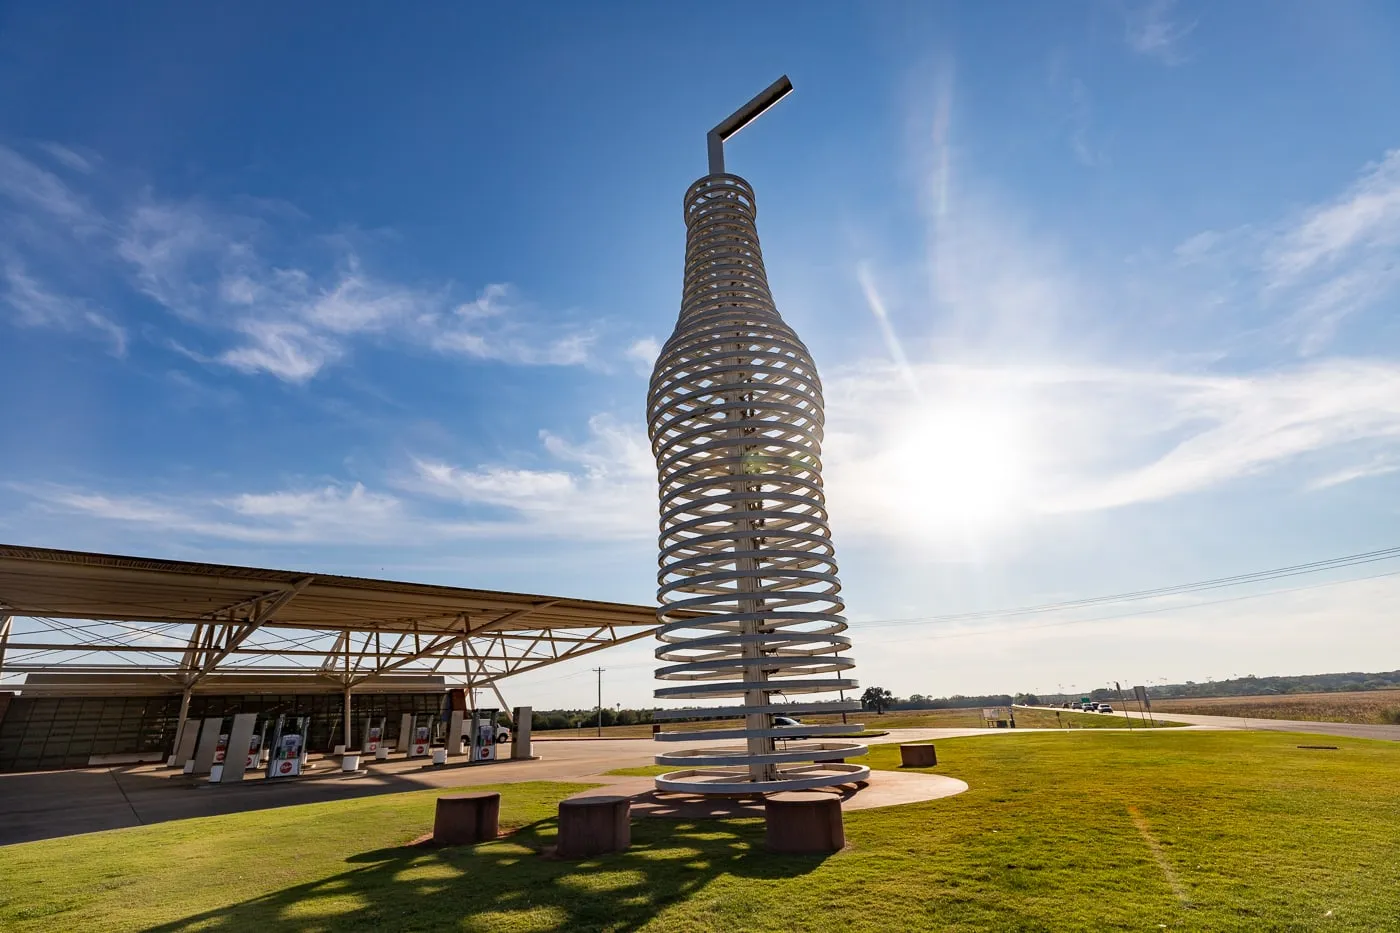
xmin=471 ymin=709 xmax=498 ymax=761
xmin=245 ymin=719 xmax=268 ymax=770
xmin=362 ymin=717 xmax=386 ymax=754
xmin=212 ymin=726 xmax=230 ymax=765
xmin=266 ymin=714 xmax=310 ymax=779
xmin=409 ymin=714 xmax=432 ymax=757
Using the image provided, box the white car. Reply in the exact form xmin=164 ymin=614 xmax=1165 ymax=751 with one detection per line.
xmin=773 ymin=715 xmax=810 ymax=740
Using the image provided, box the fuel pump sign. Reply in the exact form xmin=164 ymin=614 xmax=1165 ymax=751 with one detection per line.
xmin=411 ymin=724 xmax=431 ymax=757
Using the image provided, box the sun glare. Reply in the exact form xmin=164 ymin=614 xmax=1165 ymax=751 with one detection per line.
xmin=888 ymin=405 xmax=1029 ymax=529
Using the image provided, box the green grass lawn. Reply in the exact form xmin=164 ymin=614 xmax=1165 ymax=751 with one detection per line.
xmin=2 ymin=731 xmax=1397 ymax=931
xmin=536 ymin=706 xmax=1177 ymax=738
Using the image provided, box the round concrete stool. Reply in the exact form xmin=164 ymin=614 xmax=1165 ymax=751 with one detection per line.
xmin=764 ymin=791 xmax=845 ymax=854
xmin=900 ymin=744 xmax=937 ymax=767
xmin=557 ymin=795 xmax=631 ymax=858
xmin=433 ymin=792 xmax=501 ymax=845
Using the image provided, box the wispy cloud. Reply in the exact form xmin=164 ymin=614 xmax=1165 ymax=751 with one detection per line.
xmin=0 ymin=144 xmax=97 ymax=229
xmin=1174 ymin=149 xmax=1400 ymax=355
xmin=1305 ymin=456 xmax=1400 ymax=491
xmin=37 ymin=142 xmax=98 ymax=175
xmin=406 ymin=414 xmax=654 ymax=540
xmin=824 ymin=357 xmax=1400 ymax=534
xmin=21 ymin=481 xmax=422 ymax=545
xmin=1 ymin=257 xmax=127 ymax=355
xmin=1266 ymin=149 xmax=1400 ymax=352
xmin=0 ymin=146 xmax=612 ymax=381
xmin=1124 ymin=0 xmax=1197 ymax=65
xmin=17 ymin=353 xmax=1400 ymax=552
xmin=13 ymin=414 xmax=657 ymax=546
xmin=624 ymin=337 xmax=661 ymax=376
xmin=113 ymin=200 xmax=599 ymax=381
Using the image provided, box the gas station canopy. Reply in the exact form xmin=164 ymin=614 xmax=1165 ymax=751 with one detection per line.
xmin=0 ymin=544 xmax=659 ymax=696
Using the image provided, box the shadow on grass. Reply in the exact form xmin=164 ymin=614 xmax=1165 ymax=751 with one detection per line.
xmin=147 ymin=816 xmax=829 ymax=932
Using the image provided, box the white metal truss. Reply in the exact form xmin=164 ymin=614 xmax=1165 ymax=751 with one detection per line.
xmin=0 ymin=546 xmax=659 ymax=699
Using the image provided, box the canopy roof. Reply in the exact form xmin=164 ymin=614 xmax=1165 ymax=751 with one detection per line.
xmin=0 ymin=544 xmax=659 ymax=694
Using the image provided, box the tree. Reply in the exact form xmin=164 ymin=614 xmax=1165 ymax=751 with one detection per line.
xmin=861 ymin=686 xmax=893 ymax=714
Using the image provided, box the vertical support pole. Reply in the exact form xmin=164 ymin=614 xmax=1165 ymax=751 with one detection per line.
xmin=0 ymin=615 xmax=12 ymax=684
xmin=593 ymin=667 xmax=605 ymax=736
xmin=343 ymin=685 xmax=353 ymax=750
xmin=727 ymin=348 xmax=775 ymax=782
xmin=490 ymin=682 xmax=512 ymax=723
xmin=172 ymin=684 xmax=193 ymax=763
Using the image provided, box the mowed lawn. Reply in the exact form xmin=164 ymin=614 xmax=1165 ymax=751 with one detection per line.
xmin=1 ymin=731 xmax=1397 ymax=932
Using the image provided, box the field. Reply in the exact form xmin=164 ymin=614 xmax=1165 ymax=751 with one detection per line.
xmin=1148 ymin=689 xmax=1400 ymax=725
xmin=3 ymin=729 xmax=1397 ymax=931
xmin=536 ymin=705 xmax=1178 ymax=739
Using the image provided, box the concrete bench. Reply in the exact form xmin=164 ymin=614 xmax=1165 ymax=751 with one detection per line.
xmin=900 ymin=743 xmax=937 ymax=767
xmin=764 ymin=791 xmax=844 ymax=854
xmin=433 ymin=792 xmax=501 ymax=845
xmin=557 ymin=795 xmax=630 ymax=858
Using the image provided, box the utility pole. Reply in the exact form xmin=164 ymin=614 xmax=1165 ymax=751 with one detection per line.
xmin=593 ymin=667 xmax=605 ymax=737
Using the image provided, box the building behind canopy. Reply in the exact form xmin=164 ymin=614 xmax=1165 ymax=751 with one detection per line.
xmin=0 ymin=544 xmax=657 ymax=772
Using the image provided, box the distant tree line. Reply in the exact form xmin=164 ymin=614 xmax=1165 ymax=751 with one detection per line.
xmin=1138 ymin=670 xmax=1400 ymax=699
xmin=533 ymin=670 xmax=1400 ymax=730
xmin=531 ymin=708 xmax=656 ymax=731
xmin=1033 ymin=670 xmax=1400 ymax=707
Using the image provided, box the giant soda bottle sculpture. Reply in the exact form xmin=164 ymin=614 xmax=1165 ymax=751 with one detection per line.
xmin=648 ymin=77 xmax=869 ymax=793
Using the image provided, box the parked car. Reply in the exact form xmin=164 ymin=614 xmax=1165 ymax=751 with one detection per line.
xmin=773 ymin=715 xmax=810 ymax=740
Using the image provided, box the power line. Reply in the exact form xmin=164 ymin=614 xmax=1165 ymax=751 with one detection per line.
xmin=878 ymin=564 xmax=1400 ymax=644
xmin=854 ymin=544 xmax=1400 ymax=631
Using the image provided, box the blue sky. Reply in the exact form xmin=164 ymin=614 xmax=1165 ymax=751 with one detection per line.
xmin=4 ymin=1 xmax=1400 ymax=709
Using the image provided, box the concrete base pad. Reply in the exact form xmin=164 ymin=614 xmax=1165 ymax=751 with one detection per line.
xmin=568 ymin=768 xmax=967 ymax=819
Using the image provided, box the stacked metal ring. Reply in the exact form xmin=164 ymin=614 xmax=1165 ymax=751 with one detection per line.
xmin=647 ymin=174 xmax=868 ymax=794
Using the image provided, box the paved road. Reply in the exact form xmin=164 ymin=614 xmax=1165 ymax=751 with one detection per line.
xmin=0 ymin=739 xmax=656 ymax=847
xmin=1026 ymin=705 xmax=1400 ymax=742
xmin=1123 ymin=709 xmax=1400 ymax=741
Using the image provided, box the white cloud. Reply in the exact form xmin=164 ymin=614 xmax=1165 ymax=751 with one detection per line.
xmin=1124 ymin=0 xmax=1196 ymax=65
xmin=1263 ymin=149 xmax=1400 ymax=352
xmin=1305 ymin=457 xmax=1400 ymax=491
xmin=22 ymin=482 xmax=422 ymax=545
xmin=218 ymin=319 xmax=341 ymax=382
xmin=1168 ymin=149 xmax=1400 ymax=355
xmin=1269 ymin=151 xmax=1400 ymax=279
xmin=625 ymin=337 xmax=661 ymax=375
xmin=0 ymin=144 xmax=96 ymax=228
xmin=407 ymin=414 xmax=655 ymax=540
xmin=0 ymin=146 xmax=605 ymax=379
xmin=13 ymin=415 xmax=656 ymax=547
xmin=1 ymin=258 xmax=127 ymax=355
xmin=823 ymin=357 xmax=1400 ymax=539
xmin=37 ymin=142 xmax=97 ymax=175
xmin=119 ymin=208 xmax=600 ymax=379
